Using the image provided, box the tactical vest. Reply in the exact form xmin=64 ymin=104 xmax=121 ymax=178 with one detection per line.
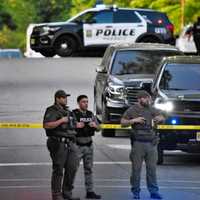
xmin=73 ymin=109 xmax=95 ymax=137
xmin=44 ymin=105 xmax=75 ymax=137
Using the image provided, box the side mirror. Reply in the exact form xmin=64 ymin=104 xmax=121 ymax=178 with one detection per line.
xmin=96 ymin=65 xmax=107 ymax=73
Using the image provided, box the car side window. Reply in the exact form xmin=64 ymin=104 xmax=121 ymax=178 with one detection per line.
xmin=94 ymin=11 xmax=113 ymax=23
xmin=114 ymin=10 xmax=141 ymax=23
xmin=72 ymin=11 xmax=96 ymax=23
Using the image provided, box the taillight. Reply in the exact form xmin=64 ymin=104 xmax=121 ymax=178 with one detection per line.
xmin=166 ymin=24 xmax=174 ymax=34
xmin=157 ymin=19 xmax=163 ymax=24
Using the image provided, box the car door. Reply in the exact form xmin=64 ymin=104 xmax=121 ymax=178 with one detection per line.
xmin=113 ymin=9 xmax=147 ymax=43
xmin=83 ymin=10 xmax=114 ymax=46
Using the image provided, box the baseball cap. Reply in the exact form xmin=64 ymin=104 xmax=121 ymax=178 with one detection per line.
xmin=54 ymin=90 xmax=70 ymax=98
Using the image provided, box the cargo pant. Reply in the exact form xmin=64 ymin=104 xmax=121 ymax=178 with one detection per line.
xmin=194 ymin=34 xmax=200 ymax=55
xmin=129 ymin=141 xmax=159 ymax=194
xmin=47 ymin=138 xmax=79 ymax=198
xmin=77 ymin=144 xmax=94 ymax=192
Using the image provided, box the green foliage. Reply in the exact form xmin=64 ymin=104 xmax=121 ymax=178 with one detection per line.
xmin=0 ymin=0 xmax=200 ymax=51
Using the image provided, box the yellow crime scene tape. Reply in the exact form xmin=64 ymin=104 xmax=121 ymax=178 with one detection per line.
xmin=0 ymin=123 xmax=43 ymax=129
xmin=1 ymin=123 xmax=200 ymax=130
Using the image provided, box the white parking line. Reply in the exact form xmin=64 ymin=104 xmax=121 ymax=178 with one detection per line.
xmin=0 ymin=185 xmax=199 ymax=190
xmin=0 ymin=178 xmax=200 ymax=184
xmin=0 ymin=161 xmax=131 ymax=167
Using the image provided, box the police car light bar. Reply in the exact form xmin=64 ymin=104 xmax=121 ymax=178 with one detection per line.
xmin=95 ymin=4 xmax=106 ymax=9
xmin=95 ymin=4 xmax=118 ymax=10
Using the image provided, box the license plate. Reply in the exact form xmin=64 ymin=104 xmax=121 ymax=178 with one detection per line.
xmin=31 ymin=38 xmax=35 ymax=45
xmin=196 ymin=132 xmax=200 ymax=141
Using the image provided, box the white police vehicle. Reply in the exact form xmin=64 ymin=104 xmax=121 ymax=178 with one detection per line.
xmin=29 ymin=5 xmax=175 ymax=57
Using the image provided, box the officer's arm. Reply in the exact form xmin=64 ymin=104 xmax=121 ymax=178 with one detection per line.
xmin=121 ymin=109 xmax=134 ymax=127
xmin=154 ymin=114 xmax=165 ymax=123
xmin=43 ymin=108 xmax=67 ymax=129
xmin=121 ymin=117 xmax=137 ymax=127
xmin=152 ymin=108 xmax=166 ymax=123
xmin=44 ymin=118 xmax=66 ymax=129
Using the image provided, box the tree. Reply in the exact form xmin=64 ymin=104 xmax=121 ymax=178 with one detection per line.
xmin=34 ymin=0 xmax=73 ymax=22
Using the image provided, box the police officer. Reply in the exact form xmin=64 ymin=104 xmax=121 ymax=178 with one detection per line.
xmin=121 ymin=91 xmax=165 ymax=200
xmin=191 ymin=17 xmax=200 ymax=55
xmin=73 ymin=95 xmax=101 ymax=199
xmin=43 ymin=90 xmax=80 ymax=200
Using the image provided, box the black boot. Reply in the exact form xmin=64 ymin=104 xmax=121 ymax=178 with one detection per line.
xmin=86 ymin=192 xmax=101 ymax=199
xmin=52 ymin=192 xmax=64 ymax=200
xmin=63 ymin=195 xmax=80 ymax=200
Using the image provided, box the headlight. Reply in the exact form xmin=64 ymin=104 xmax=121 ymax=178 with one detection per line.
xmin=42 ymin=26 xmax=60 ymax=33
xmin=154 ymin=98 xmax=174 ymax=112
xmin=107 ymin=83 xmax=126 ymax=100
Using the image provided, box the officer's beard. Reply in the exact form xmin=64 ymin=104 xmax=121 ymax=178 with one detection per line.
xmin=140 ymin=101 xmax=150 ymax=108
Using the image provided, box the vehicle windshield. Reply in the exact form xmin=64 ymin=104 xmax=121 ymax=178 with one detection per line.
xmin=111 ymin=50 xmax=180 ymax=75
xmin=160 ymin=63 xmax=200 ymax=91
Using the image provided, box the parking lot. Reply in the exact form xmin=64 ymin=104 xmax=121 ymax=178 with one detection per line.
xmin=0 ymin=58 xmax=200 ymax=200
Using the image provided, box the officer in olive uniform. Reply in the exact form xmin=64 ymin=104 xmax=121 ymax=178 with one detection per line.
xmin=43 ymin=90 xmax=80 ymax=200
xmin=189 ymin=17 xmax=200 ymax=55
xmin=193 ymin=17 xmax=200 ymax=55
xmin=73 ymin=95 xmax=101 ymax=199
xmin=121 ymin=91 xmax=165 ymax=200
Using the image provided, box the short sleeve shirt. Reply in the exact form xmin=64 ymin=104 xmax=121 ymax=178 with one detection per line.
xmin=122 ymin=104 xmax=161 ymax=129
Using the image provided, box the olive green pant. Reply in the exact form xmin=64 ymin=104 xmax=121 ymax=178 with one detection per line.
xmin=129 ymin=141 xmax=159 ymax=194
xmin=47 ymin=138 xmax=79 ymax=198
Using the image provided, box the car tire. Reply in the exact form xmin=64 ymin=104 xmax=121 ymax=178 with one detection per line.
xmin=40 ymin=50 xmax=56 ymax=57
xmin=101 ymin=102 xmax=115 ymax=137
xmin=139 ymin=36 xmax=162 ymax=43
xmin=55 ymin=35 xmax=77 ymax=57
xmin=157 ymin=144 xmax=164 ymax=165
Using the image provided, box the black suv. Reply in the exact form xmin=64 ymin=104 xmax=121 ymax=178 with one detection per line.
xmin=30 ymin=5 xmax=175 ymax=57
xmin=152 ymin=56 xmax=200 ymax=164
xmin=94 ymin=43 xmax=182 ymax=137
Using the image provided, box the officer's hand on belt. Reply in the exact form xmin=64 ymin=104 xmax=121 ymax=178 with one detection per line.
xmin=153 ymin=115 xmax=165 ymax=124
xmin=76 ymin=122 xmax=85 ymax=128
xmin=131 ymin=117 xmax=146 ymax=125
xmin=89 ymin=122 xmax=97 ymax=128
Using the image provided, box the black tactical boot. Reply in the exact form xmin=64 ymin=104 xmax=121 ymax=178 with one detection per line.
xmin=150 ymin=193 xmax=163 ymax=199
xmin=86 ymin=192 xmax=101 ymax=199
xmin=52 ymin=192 xmax=65 ymax=200
xmin=133 ymin=192 xmax=140 ymax=199
xmin=63 ymin=195 xmax=80 ymax=200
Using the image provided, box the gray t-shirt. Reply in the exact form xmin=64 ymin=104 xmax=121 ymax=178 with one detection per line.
xmin=122 ymin=103 xmax=161 ymax=141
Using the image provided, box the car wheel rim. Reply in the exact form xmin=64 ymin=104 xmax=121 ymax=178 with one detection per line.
xmin=61 ymin=43 xmax=68 ymax=49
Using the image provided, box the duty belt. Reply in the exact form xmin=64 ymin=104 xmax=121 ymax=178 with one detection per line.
xmin=76 ymin=141 xmax=93 ymax=147
xmin=49 ymin=136 xmax=72 ymax=143
xmin=135 ymin=139 xmax=154 ymax=143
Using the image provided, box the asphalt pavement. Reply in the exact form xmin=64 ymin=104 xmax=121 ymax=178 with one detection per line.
xmin=0 ymin=57 xmax=200 ymax=200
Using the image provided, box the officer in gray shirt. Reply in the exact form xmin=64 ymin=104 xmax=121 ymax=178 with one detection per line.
xmin=121 ymin=91 xmax=165 ymax=199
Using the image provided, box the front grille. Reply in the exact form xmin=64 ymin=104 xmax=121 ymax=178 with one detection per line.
xmin=173 ymin=101 xmax=200 ymax=112
xmin=126 ymin=88 xmax=145 ymax=105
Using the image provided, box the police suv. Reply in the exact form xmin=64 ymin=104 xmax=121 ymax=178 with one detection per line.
xmin=30 ymin=5 xmax=175 ymax=57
